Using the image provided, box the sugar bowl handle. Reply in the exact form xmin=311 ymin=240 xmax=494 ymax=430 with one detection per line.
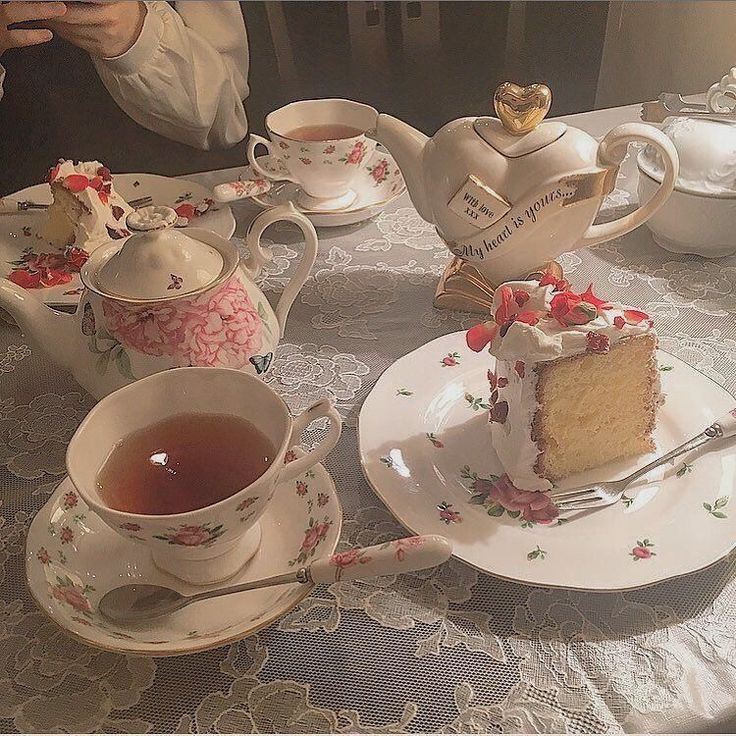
xmin=242 ymin=203 xmax=318 ymax=334
xmin=309 ymin=535 xmax=453 ymax=584
xmin=280 ymin=399 xmax=343 ymax=483
xmin=579 ymin=123 xmax=679 ymax=247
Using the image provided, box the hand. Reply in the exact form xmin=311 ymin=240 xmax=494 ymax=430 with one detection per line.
xmin=0 ymin=2 xmax=67 ymax=57
xmin=48 ymin=1 xmax=146 ymax=59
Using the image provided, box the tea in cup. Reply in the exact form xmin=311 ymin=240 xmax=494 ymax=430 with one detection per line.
xmin=247 ymin=98 xmax=378 ymax=211
xmin=66 ymin=367 xmax=342 ymax=585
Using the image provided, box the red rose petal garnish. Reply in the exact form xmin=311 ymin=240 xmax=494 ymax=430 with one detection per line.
xmin=96 ymin=166 xmax=112 ymax=181
xmin=623 ymin=309 xmax=649 ymax=324
xmin=39 ymin=268 xmax=73 ymax=287
xmin=63 ymin=174 xmax=90 ymax=193
xmin=514 ymin=360 xmax=525 ymax=378
xmin=65 ymin=246 xmax=89 ymax=271
xmin=98 ymin=190 xmax=109 ymax=205
xmin=538 ymin=271 xmax=570 ymax=292
xmin=47 ymin=164 xmax=61 ymax=183
xmin=514 ymin=310 xmax=543 ymax=326
xmin=8 ymin=269 xmax=41 ymax=288
xmin=111 ymin=205 xmax=125 ymax=221
xmin=489 ymin=400 xmax=508 ymax=424
xmin=613 ymin=316 xmax=625 ymax=329
xmin=497 ymin=376 xmax=508 ymax=388
xmin=513 ymin=289 xmax=530 ymax=307
xmin=88 ymin=175 xmax=103 ymax=191
xmin=494 ymin=285 xmax=516 ymax=324
xmin=580 ymin=284 xmax=611 ymax=310
xmin=466 ymin=321 xmax=498 ymax=352
xmin=175 ymin=203 xmax=196 ymax=220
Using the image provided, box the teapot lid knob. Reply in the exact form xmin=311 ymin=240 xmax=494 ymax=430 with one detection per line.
xmin=493 ymin=82 xmax=552 ymax=136
xmin=126 ymin=205 xmax=178 ymax=232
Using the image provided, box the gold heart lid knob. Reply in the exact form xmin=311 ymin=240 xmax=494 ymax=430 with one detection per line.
xmin=494 ymin=82 xmax=552 ymax=136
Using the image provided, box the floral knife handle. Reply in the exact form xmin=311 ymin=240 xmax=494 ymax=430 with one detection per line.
xmin=308 ymin=534 xmax=453 ymax=584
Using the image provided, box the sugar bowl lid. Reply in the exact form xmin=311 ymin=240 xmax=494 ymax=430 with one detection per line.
xmin=638 ymin=116 xmax=736 ymax=197
xmin=81 ymin=206 xmax=238 ymax=301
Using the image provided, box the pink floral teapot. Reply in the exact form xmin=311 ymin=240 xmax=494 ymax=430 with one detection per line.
xmin=0 ymin=203 xmax=318 ymax=398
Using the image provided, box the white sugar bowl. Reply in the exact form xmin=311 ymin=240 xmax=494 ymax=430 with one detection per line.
xmin=637 ymin=116 xmax=736 ymax=257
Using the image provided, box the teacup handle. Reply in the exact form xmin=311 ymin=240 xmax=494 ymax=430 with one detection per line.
xmin=578 ymin=123 xmax=679 ymax=247
xmin=247 ymin=134 xmax=298 ymax=183
xmin=241 ymin=203 xmax=318 ymax=335
xmin=281 ymin=399 xmax=343 ymax=483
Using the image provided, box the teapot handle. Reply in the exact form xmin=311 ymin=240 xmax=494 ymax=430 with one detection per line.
xmin=242 ymin=203 xmax=318 ymax=335
xmin=578 ymin=123 xmax=678 ymax=247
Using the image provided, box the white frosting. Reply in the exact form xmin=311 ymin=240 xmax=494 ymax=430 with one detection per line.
xmin=48 ymin=160 xmax=133 ymax=250
xmin=637 ymin=117 xmax=736 ymax=196
xmin=707 ymin=68 xmax=736 ymax=114
xmin=486 ymin=279 xmax=656 ymax=491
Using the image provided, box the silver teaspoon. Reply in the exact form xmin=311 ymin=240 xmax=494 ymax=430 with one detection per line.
xmin=99 ymin=534 xmax=452 ymax=624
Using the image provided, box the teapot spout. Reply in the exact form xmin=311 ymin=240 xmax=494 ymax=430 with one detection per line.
xmin=0 ymin=279 xmax=80 ymax=374
xmin=371 ymin=114 xmax=432 ymax=222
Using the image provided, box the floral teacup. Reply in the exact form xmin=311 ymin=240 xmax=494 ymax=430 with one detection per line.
xmin=247 ymin=99 xmax=378 ymax=211
xmin=66 ymin=367 xmax=342 ymax=585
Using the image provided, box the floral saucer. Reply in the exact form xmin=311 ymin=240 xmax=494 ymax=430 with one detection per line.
xmin=25 ymin=455 xmax=341 ymax=655
xmin=248 ymin=149 xmax=406 ymax=227
xmin=0 ymin=173 xmax=235 ymax=307
xmin=359 ymin=331 xmax=736 ymax=591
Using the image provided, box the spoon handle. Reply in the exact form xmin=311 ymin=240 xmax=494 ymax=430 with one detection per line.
xmin=212 ymin=178 xmax=272 ymax=203
xmin=308 ymin=534 xmax=453 ymax=584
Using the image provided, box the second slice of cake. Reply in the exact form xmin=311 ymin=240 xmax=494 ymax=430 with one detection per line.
xmin=467 ymin=273 xmax=660 ymax=491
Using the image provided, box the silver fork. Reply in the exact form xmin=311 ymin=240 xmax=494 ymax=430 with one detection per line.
xmin=550 ymin=409 xmax=736 ymax=514
xmin=10 ymin=195 xmax=153 ymax=211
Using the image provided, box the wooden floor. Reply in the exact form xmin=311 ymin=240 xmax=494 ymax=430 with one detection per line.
xmin=0 ymin=1 xmax=608 ymax=195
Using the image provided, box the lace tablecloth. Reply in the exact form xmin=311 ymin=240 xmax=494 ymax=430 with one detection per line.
xmin=3 ymin=104 xmax=736 ymax=734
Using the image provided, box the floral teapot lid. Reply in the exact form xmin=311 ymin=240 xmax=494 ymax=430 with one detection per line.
xmin=81 ymin=205 xmax=238 ymax=301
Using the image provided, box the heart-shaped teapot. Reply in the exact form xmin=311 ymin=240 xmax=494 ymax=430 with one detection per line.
xmin=370 ymin=81 xmax=679 ymax=302
xmin=0 ymin=203 xmax=318 ymax=398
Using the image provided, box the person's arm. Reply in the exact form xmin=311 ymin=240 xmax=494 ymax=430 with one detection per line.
xmin=53 ymin=1 xmax=249 ymax=150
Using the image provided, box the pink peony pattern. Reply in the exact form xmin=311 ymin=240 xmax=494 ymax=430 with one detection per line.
xmin=368 ymin=158 xmax=389 ymax=185
xmin=102 ymin=276 xmax=263 ymax=369
xmin=340 ymin=140 xmax=367 ymax=165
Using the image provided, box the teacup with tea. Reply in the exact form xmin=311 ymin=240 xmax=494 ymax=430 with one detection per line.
xmin=247 ymin=98 xmax=378 ymax=211
xmin=67 ymin=367 xmax=342 ymax=585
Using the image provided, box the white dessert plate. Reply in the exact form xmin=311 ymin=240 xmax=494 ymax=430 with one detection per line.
xmin=248 ymin=149 xmax=406 ymax=227
xmin=359 ymin=331 xmax=736 ymax=591
xmin=1 ymin=173 xmax=236 ymax=307
xmin=25 ymin=456 xmax=341 ymax=655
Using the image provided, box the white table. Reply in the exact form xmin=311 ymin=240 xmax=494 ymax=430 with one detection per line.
xmin=2 ymin=102 xmax=736 ymax=733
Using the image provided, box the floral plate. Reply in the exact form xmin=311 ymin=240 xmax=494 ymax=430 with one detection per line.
xmin=1 ymin=173 xmax=235 ymax=307
xmin=25 ymin=456 xmax=341 ymax=655
xmin=359 ymin=331 xmax=736 ymax=591
xmin=248 ymin=149 xmax=406 ymax=227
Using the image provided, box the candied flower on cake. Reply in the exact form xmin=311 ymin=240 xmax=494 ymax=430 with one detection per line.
xmin=474 ymin=474 xmax=559 ymax=523
xmin=586 ymin=332 xmax=610 ymax=354
xmin=549 ymin=290 xmax=598 ymax=327
xmin=538 ymin=271 xmax=570 ymax=292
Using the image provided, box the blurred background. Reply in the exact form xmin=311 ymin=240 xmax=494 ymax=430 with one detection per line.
xmin=1 ymin=0 xmax=735 ymax=194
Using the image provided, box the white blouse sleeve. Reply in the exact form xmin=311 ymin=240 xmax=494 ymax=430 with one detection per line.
xmin=92 ymin=0 xmax=249 ymax=150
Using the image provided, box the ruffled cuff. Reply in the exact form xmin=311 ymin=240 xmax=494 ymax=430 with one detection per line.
xmin=99 ymin=3 xmax=163 ymax=75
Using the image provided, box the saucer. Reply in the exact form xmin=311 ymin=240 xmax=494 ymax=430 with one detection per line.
xmin=0 ymin=173 xmax=236 ymax=307
xmin=248 ymin=149 xmax=406 ymax=227
xmin=25 ymin=455 xmax=342 ymax=655
xmin=359 ymin=332 xmax=736 ymax=591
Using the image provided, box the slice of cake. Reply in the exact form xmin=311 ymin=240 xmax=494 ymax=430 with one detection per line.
xmin=41 ymin=160 xmax=132 ymax=251
xmin=467 ymin=272 xmax=659 ymax=491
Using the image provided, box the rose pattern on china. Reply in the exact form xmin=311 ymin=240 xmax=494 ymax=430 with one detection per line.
xmin=289 ymin=516 xmax=333 ymax=566
xmin=50 ymin=574 xmax=94 ymax=616
xmin=329 ymin=547 xmax=371 ymax=581
xmin=393 ymin=535 xmax=424 ymax=562
xmin=367 ymin=158 xmax=389 ymax=185
xmin=339 ymin=140 xmax=367 ymax=165
xmin=101 ymin=276 xmax=263 ymax=369
xmin=630 ymin=538 xmax=656 ymax=560
xmin=153 ymin=522 xmax=225 ymax=548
